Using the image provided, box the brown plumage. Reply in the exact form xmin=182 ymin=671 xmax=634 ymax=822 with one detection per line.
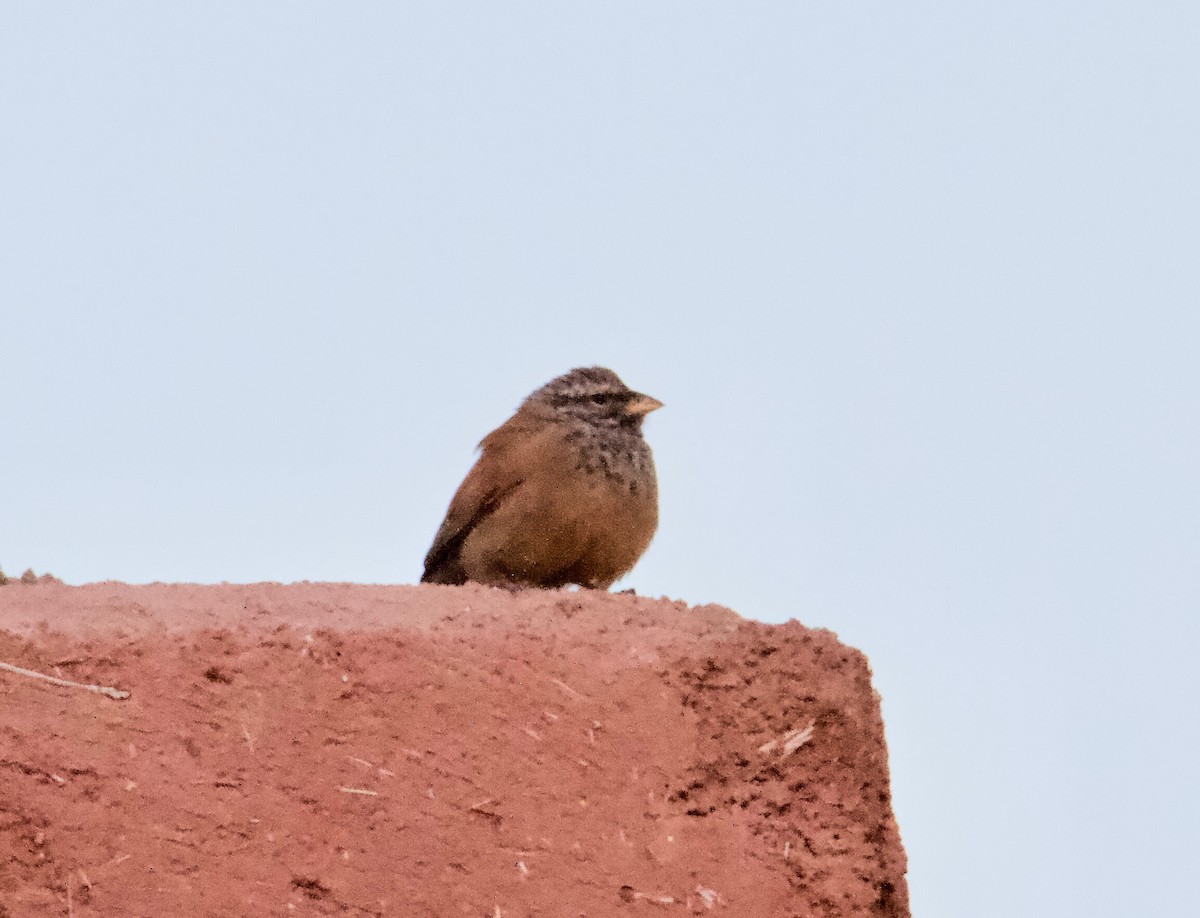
xmin=421 ymin=367 xmax=662 ymax=589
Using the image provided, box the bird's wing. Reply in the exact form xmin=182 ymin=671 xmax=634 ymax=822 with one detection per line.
xmin=420 ymin=416 xmax=535 ymax=584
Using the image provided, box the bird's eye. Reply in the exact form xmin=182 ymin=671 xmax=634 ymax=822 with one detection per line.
xmin=589 ymin=393 xmax=607 ymax=404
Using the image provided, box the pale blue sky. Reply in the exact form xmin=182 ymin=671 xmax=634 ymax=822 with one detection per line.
xmin=2 ymin=4 xmax=1197 ymax=916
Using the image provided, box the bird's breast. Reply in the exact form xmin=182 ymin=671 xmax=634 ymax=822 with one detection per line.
xmin=565 ymin=428 xmax=656 ymax=495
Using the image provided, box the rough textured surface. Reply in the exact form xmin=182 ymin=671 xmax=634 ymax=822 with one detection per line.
xmin=0 ymin=579 xmax=908 ymax=917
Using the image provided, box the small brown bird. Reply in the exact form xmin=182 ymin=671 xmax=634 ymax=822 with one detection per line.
xmin=421 ymin=367 xmax=662 ymax=589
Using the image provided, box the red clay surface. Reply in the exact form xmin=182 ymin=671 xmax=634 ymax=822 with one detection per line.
xmin=0 ymin=578 xmax=908 ymax=917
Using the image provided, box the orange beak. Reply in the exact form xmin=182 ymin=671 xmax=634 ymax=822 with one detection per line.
xmin=625 ymin=393 xmax=664 ymax=417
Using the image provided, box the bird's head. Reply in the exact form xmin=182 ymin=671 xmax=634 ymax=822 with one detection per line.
xmin=526 ymin=366 xmax=662 ymax=432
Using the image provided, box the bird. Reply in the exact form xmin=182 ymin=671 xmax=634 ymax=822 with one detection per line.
xmin=421 ymin=366 xmax=662 ymax=589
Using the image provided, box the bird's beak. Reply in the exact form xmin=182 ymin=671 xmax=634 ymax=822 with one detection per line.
xmin=625 ymin=393 xmax=664 ymax=416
